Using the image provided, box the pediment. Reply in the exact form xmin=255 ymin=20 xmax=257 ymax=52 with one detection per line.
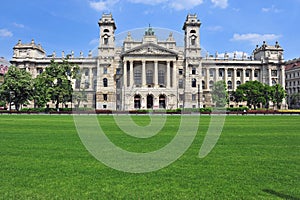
xmin=122 ymin=43 xmax=178 ymax=57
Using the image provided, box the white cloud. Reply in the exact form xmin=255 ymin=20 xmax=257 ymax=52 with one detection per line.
xmin=13 ymin=22 xmax=25 ymax=28
xmin=89 ymin=0 xmax=119 ymax=12
xmin=262 ymin=5 xmax=282 ymax=13
xmin=231 ymin=33 xmax=282 ymax=45
xmin=128 ymin=0 xmax=167 ymax=5
xmin=211 ymin=0 xmax=228 ymax=9
xmin=169 ymin=0 xmax=204 ymax=10
xmin=0 ymin=29 xmax=13 ymax=38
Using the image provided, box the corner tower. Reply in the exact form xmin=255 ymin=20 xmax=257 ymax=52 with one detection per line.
xmin=97 ymin=13 xmax=117 ymax=110
xmin=183 ymin=14 xmax=201 ymax=58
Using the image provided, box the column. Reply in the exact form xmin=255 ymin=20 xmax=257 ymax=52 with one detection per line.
xmin=123 ymin=61 xmax=127 ymax=87
xmin=142 ymin=60 xmax=146 ymax=87
xmin=251 ymin=67 xmax=255 ymax=81
xmin=224 ymin=68 xmax=228 ymax=84
xmin=130 ymin=60 xmax=134 ymax=87
xmin=268 ymin=67 xmax=272 ymax=85
xmin=233 ymin=68 xmax=237 ymax=90
xmin=89 ymin=68 xmax=93 ymax=89
xmin=166 ymin=61 xmax=170 ymax=88
xmin=242 ymin=68 xmax=246 ymax=83
xmin=154 ymin=61 xmax=158 ymax=87
xmin=172 ymin=61 xmax=177 ymax=88
xmin=215 ymin=68 xmax=219 ymax=82
xmin=281 ymin=66 xmax=285 ymax=88
xmin=205 ymin=68 xmax=209 ymax=90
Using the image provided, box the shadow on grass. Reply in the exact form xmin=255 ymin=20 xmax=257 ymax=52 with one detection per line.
xmin=263 ymin=189 xmax=300 ymax=200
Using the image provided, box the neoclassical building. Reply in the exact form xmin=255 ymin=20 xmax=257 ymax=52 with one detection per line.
xmin=10 ymin=13 xmax=286 ymax=110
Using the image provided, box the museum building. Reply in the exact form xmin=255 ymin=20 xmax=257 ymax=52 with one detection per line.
xmin=10 ymin=13 xmax=286 ymax=110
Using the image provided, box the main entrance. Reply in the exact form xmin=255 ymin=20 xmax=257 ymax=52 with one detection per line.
xmin=147 ymin=94 xmax=153 ymax=109
xmin=159 ymin=94 xmax=166 ymax=109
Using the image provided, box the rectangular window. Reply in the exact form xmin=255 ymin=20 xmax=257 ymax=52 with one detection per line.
xmin=178 ymin=69 xmax=183 ymax=75
xmin=192 ymin=94 xmax=196 ymax=101
xmin=227 ymin=70 xmax=232 ymax=77
xmin=103 ymin=105 xmax=107 ymax=109
xmin=271 ymin=70 xmax=278 ymax=76
xmin=179 ymin=94 xmax=184 ymax=101
xmin=246 ymin=70 xmax=250 ymax=77
xmin=254 ymin=70 xmax=259 ymax=77
xmin=103 ymin=94 xmax=108 ymax=101
xmin=192 ymin=67 xmax=196 ymax=75
xmin=236 ymin=70 xmax=241 ymax=77
xmin=103 ymin=67 xmax=107 ymax=74
xmin=178 ymin=79 xmax=183 ymax=89
xmin=210 ymin=69 xmax=214 ymax=77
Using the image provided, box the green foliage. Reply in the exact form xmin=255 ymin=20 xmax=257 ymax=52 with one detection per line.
xmin=33 ymin=72 xmax=51 ymax=108
xmin=0 ymin=66 xmax=33 ymax=110
xmin=211 ymin=80 xmax=228 ymax=107
xmin=269 ymin=84 xmax=286 ymax=109
xmin=43 ymin=59 xmax=79 ymax=110
xmin=226 ymin=106 xmax=249 ymax=112
xmin=72 ymin=88 xmax=88 ymax=109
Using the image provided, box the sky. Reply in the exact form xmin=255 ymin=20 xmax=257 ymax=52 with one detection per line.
xmin=0 ymin=0 xmax=300 ymax=61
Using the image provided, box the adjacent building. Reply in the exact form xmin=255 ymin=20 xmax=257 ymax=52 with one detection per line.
xmin=285 ymin=58 xmax=300 ymax=108
xmin=10 ymin=13 xmax=286 ymax=110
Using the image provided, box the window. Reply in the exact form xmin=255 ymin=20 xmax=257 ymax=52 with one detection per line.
xmin=271 ymin=70 xmax=278 ymax=76
xmin=202 ymin=80 xmax=206 ymax=89
xmin=134 ymin=70 xmax=142 ymax=85
xmin=202 ymin=70 xmax=206 ymax=76
xmin=192 ymin=78 xmax=197 ymax=88
xmin=103 ymin=94 xmax=108 ymax=101
xmin=85 ymin=69 xmax=89 ymax=76
xmin=179 ymin=94 xmax=184 ymax=101
xmin=191 ymin=35 xmax=196 ymax=46
xmin=236 ymin=80 xmax=241 ymax=87
xmin=146 ymin=70 xmax=153 ymax=85
xmin=103 ymin=105 xmax=107 ymax=109
xmin=158 ymin=70 xmax=165 ymax=85
xmin=237 ymin=70 xmax=241 ymax=77
xmin=103 ymin=78 xmax=108 ymax=87
xmin=227 ymin=81 xmax=232 ymax=90
xmin=103 ymin=36 xmax=108 ymax=45
xmin=84 ymin=80 xmax=90 ymax=89
xmin=103 ymin=67 xmax=107 ymax=74
xmin=192 ymin=94 xmax=196 ymax=101
xmin=116 ymin=68 xmax=121 ymax=74
xmin=178 ymin=69 xmax=183 ymax=75
xmin=209 ymin=69 xmax=214 ymax=77
xmin=116 ymin=79 xmax=121 ymax=89
xmin=228 ymin=70 xmax=232 ymax=77
xmin=246 ymin=70 xmax=250 ymax=77
xmin=219 ymin=69 xmax=224 ymax=77
xmin=192 ymin=67 xmax=196 ymax=75
xmin=254 ymin=70 xmax=259 ymax=78
xmin=93 ymin=80 xmax=97 ymax=90
xmin=179 ymin=79 xmax=184 ymax=88
xmin=75 ymin=79 xmax=81 ymax=89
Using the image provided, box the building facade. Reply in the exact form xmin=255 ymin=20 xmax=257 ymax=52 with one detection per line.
xmin=10 ymin=13 xmax=286 ymax=110
xmin=285 ymin=58 xmax=300 ymax=108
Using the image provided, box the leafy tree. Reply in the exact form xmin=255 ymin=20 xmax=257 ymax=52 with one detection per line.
xmin=235 ymin=81 xmax=266 ymax=109
xmin=232 ymin=89 xmax=244 ymax=106
xmin=211 ymin=80 xmax=228 ymax=107
xmin=269 ymin=84 xmax=286 ymax=109
xmin=0 ymin=66 xmax=33 ymax=110
xmin=72 ymin=88 xmax=88 ymax=109
xmin=289 ymin=93 xmax=300 ymax=108
xmin=33 ymin=72 xmax=51 ymax=108
xmin=44 ymin=59 xmax=79 ymax=110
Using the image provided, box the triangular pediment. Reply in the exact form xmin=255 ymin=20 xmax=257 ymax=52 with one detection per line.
xmin=122 ymin=43 xmax=178 ymax=57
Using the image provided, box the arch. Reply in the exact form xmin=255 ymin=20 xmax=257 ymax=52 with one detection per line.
xmin=159 ymin=94 xmax=166 ymax=109
xmin=192 ymin=78 xmax=197 ymax=88
xmin=103 ymin=78 xmax=108 ymax=87
xmin=227 ymin=80 xmax=232 ymax=89
xmin=190 ymin=30 xmax=196 ymax=34
xmin=202 ymin=80 xmax=206 ymax=89
xmin=103 ymin=29 xmax=110 ymax=33
xmin=147 ymin=94 xmax=154 ymax=109
xmin=134 ymin=94 xmax=141 ymax=109
xmin=236 ymin=80 xmax=241 ymax=87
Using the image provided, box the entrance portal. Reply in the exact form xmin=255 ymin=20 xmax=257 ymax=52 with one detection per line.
xmin=159 ymin=94 xmax=166 ymax=109
xmin=147 ymin=95 xmax=154 ymax=109
xmin=134 ymin=95 xmax=141 ymax=109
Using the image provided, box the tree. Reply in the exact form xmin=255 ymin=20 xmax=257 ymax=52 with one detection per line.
xmin=236 ymin=81 xmax=266 ymax=109
xmin=0 ymin=66 xmax=33 ymax=110
xmin=289 ymin=93 xmax=300 ymax=108
xmin=269 ymin=84 xmax=286 ymax=109
xmin=232 ymin=89 xmax=244 ymax=106
xmin=44 ymin=59 xmax=79 ymax=110
xmin=211 ymin=80 xmax=228 ymax=107
xmin=72 ymin=88 xmax=88 ymax=109
xmin=33 ymin=72 xmax=51 ymax=108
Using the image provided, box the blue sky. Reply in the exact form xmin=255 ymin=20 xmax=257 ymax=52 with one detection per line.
xmin=0 ymin=0 xmax=299 ymax=61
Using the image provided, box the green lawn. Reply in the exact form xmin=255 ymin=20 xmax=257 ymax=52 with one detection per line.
xmin=0 ymin=115 xmax=299 ymax=199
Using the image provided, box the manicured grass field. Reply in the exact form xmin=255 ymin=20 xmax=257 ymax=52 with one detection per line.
xmin=0 ymin=114 xmax=299 ymax=199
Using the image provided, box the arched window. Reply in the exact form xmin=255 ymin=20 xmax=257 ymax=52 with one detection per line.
xmin=236 ymin=80 xmax=241 ymax=87
xmin=192 ymin=78 xmax=197 ymax=88
xmin=191 ymin=35 xmax=196 ymax=46
xmin=103 ymin=35 xmax=108 ymax=45
xmin=227 ymin=81 xmax=232 ymax=90
xmin=159 ymin=94 xmax=166 ymax=109
xmin=190 ymin=30 xmax=196 ymax=34
xmin=103 ymin=29 xmax=109 ymax=33
xmin=103 ymin=78 xmax=108 ymax=87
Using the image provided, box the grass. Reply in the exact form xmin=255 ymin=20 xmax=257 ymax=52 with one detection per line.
xmin=0 ymin=114 xmax=299 ymax=199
